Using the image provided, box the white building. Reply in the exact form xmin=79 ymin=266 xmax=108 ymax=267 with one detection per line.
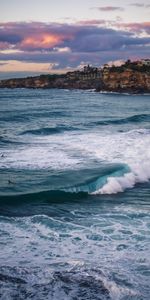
xmin=141 ymin=59 xmax=150 ymax=66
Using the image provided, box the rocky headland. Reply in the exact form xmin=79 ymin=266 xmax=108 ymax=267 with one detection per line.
xmin=0 ymin=60 xmax=150 ymax=93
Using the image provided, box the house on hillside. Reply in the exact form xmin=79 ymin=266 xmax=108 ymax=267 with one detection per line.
xmin=66 ymin=65 xmax=102 ymax=80
xmin=141 ymin=59 xmax=150 ymax=66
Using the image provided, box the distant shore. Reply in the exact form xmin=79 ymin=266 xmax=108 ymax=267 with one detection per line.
xmin=0 ymin=60 xmax=150 ymax=94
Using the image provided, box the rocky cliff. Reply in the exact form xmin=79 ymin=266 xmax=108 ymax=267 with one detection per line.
xmin=0 ymin=63 xmax=149 ymax=93
xmin=0 ymin=75 xmax=102 ymax=90
xmin=101 ymin=67 xmax=150 ymax=93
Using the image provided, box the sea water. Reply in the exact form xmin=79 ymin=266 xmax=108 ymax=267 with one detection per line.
xmin=0 ymin=88 xmax=150 ymax=299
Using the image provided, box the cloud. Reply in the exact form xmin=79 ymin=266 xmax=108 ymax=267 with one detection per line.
xmin=20 ymin=34 xmax=64 ymax=50
xmin=119 ymin=22 xmax=150 ymax=34
xmin=131 ymin=3 xmax=145 ymax=7
xmin=131 ymin=3 xmax=150 ymax=8
xmin=0 ymin=22 xmax=75 ymax=51
xmin=0 ymin=21 xmax=149 ymax=71
xmin=0 ymin=41 xmax=11 ymax=50
xmin=92 ymin=6 xmax=124 ymax=12
xmin=77 ymin=20 xmax=106 ymax=26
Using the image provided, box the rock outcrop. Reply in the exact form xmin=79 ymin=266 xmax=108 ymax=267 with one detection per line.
xmin=101 ymin=67 xmax=150 ymax=93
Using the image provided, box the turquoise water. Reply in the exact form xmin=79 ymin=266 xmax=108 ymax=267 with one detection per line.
xmin=0 ymin=88 xmax=150 ymax=299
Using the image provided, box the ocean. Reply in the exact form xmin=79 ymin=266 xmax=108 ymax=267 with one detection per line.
xmin=0 ymin=88 xmax=150 ymax=299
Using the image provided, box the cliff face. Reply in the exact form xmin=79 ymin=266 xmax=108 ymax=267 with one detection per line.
xmin=0 ymin=76 xmax=56 ymax=89
xmin=0 ymin=76 xmax=102 ymax=90
xmin=102 ymin=68 xmax=150 ymax=93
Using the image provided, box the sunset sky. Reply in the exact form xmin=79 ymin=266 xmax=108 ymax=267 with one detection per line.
xmin=0 ymin=0 xmax=150 ymax=75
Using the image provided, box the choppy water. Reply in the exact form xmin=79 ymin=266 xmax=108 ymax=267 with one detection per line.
xmin=0 ymin=88 xmax=150 ymax=299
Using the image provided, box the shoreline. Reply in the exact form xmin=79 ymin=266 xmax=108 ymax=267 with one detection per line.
xmin=0 ymin=86 xmax=150 ymax=95
xmin=0 ymin=61 xmax=150 ymax=94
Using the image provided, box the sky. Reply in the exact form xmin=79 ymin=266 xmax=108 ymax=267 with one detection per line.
xmin=0 ymin=0 xmax=150 ymax=74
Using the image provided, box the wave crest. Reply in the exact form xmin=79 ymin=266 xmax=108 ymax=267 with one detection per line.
xmin=92 ymin=114 xmax=150 ymax=127
xmin=21 ymin=126 xmax=77 ymax=136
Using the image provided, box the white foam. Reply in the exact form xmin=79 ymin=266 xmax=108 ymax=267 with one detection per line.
xmin=0 ymin=145 xmax=80 ymax=170
xmin=72 ymin=128 xmax=150 ymax=194
xmin=92 ymin=163 xmax=150 ymax=195
xmin=1 ymin=128 xmax=150 ymax=193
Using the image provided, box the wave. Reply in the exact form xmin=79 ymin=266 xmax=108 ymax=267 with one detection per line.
xmin=0 ymin=164 xmax=128 ymax=205
xmin=65 ymin=164 xmax=130 ymax=194
xmin=65 ymin=161 xmax=150 ymax=195
xmin=0 ymin=138 xmax=23 ymax=146
xmin=1 ymin=161 xmax=150 ymax=207
xmin=91 ymin=114 xmax=150 ymax=126
xmin=21 ymin=126 xmax=78 ymax=136
xmin=0 ymin=111 xmax=68 ymax=123
xmin=0 ymin=163 xmax=139 ymax=205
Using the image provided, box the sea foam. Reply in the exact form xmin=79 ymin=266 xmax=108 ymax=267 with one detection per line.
xmin=0 ymin=126 xmax=150 ymax=194
xmin=92 ymin=163 xmax=150 ymax=195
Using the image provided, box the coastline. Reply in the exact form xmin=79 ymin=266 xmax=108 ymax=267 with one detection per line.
xmin=1 ymin=86 xmax=150 ymax=95
xmin=0 ymin=60 xmax=150 ymax=94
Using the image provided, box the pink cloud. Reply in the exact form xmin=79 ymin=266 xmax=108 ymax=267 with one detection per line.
xmin=119 ymin=22 xmax=150 ymax=34
xmin=0 ymin=21 xmax=149 ymax=70
xmin=77 ymin=20 xmax=106 ymax=26
xmin=0 ymin=22 xmax=74 ymax=51
xmin=20 ymin=33 xmax=66 ymax=50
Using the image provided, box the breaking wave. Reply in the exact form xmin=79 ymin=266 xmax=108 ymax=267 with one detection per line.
xmin=1 ymin=162 xmax=150 ymax=207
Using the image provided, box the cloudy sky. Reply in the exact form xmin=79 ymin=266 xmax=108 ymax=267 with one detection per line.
xmin=0 ymin=0 xmax=150 ymax=74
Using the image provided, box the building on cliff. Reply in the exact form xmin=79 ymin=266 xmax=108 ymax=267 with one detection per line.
xmin=66 ymin=65 xmax=102 ymax=81
xmin=141 ymin=59 xmax=150 ymax=66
